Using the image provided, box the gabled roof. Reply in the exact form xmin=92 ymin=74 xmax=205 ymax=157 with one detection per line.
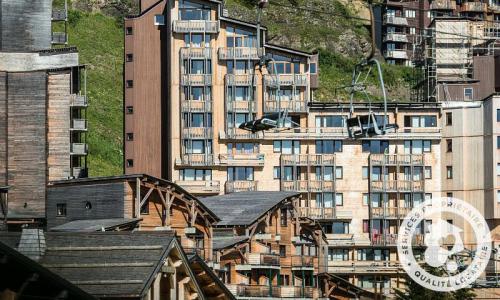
xmin=188 ymin=254 xmax=236 ymax=300
xmin=213 ymin=235 xmax=249 ymax=250
xmin=49 ymin=218 xmax=141 ymax=232
xmin=200 ymin=191 xmax=299 ymax=226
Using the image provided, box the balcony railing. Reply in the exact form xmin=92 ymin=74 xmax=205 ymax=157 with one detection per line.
xmin=281 ymin=154 xmax=335 ymax=166
xmin=70 ymin=143 xmax=88 ymax=156
xmin=225 ymin=180 xmax=258 ymax=193
xmin=225 ymin=74 xmax=257 ymax=86
xmin=328 ymin=260 xmax=402 ymax=274
xmin=172 ymin=20 xmax=219 ymax=33
xmin=176 ymin=154 xmax=214 ymax=166
xmin=227 ymin=285 xmax=315 ymax=298
xmin=462 ymin=2 xmax=487 ymax=12
xmin=219 ymin=128 xmax=260 ymax=140
xmin=264 ymin=100 xmax=308 ymax=113
xmin=182 ymin=127 xmax=213 ymax=139
xmin=180 ymin=47 xmax=212 ymax=59
xmin=383 ymin=33 xmax=408 ymax=43
xmin=181 ymin=74 xmax=212 ymax=86
xmin=383 ymin=15 xmax=408 ymax=26
xmin=430 ymin=0 xmax=457 ymax=10
xmin=291 ymin=255 xmax=315 ymax=268
xmin=51 ymin=32 xmax=68 ymax=44
xmin=52 ymin=9 xmax=67 ymax=21
xmin=219 ymin=153 xmax=265 ymax=166
xmin=218 ymin=47 xmax=262 ymax=60
xmin=70 ymin=119 xmax=88 ymax=131
xmin=181 ymin=100 xmax=212 ymax=112
xmin=175 ymin=180 xmax=220 ymax=194
xmin=70 ymin=94 xmax=87 ymax=107
xmin=371 ymin=207 xmax=412 ymax=219
xmin=370 ymin=180 xmax=425 ymax=192
xmin=371 ymin=233 xmax=398 ymax=246
xmin=226 ymin=100 xmax=256 ymax=112
xmin=281 ymin=180 xmax=334 ymax=192
xmin=298 ymin=207 xmax=354 ymax=220
xmin=370 ymin=154 xmax=424 ymax=166
xmin=247 ymin=253 xmax=280 ymax=266
xmin=383 ymin=50 xmax=408 ymax=59
xmin=264 ymin=74 xmax=309 ymax=87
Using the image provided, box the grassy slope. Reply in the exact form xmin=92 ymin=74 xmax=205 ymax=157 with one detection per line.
xmin=67 ymin=11 xmax=124 ymax=176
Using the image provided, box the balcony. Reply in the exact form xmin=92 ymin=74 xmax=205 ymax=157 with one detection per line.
xmin=218 ymin=153 xmax=265 ymax=166
xmin=281 ymin=180 xmax=334 ymax=192
xmin=264 ymin=74 xmax=309 ymax=87
xmin=298 ymin=207 xmax=353 ymax=220
xmin=263 ymin=127 xmax=346 ymax=139
xmin=235 ymin=253 xmax=280 ymax=270
xmin=219 ymin=128 xmax=260 ymax=140
xmin=175 ymin=154 xmax=215 ymax=166
xmin=70 ymin=94 xmax=87 ymax=107
xmin=462 ymin=2 xmax=487 ymax=12
xmin=291 ymin=255 xmax=315 ymax=270
xmin=383 ymin=15 xmax=408 ymax=26
xmin=218 ymin=47 xmax=262 ymax=60
xmin=181 ymin=74 xmax=212 ymax=86
xmin=182 ymin=127 xmax=213 ymax=139
xmin=328 ymin=260 xmax=401 ymax=274
xmin=383 ymin=33 xmax=408 ymax=43
xmin=370 ymin=180 xmax=425 ymax=192
xmin=371 ymin=207 xmax=412 ymax=219
xmin=281 ymin=154 xmax=335 ymax=166
xmin=175 ymin=180 xmax=220 ymax=194
xmin=226 ymin=100 xmax=256 ymax=112
xmin=326 ymin=234 xmax=371 ymax=246
xmin=227 ymin=284 xmax=315 ymax=298
xmin=71 ymin=167 xmax=88 ymax=178
xmin=172 ymin=20 xmax=219 ymax=33
xmin=52 ymin=8 xmax=67 ymax=21
xmin=383 ymin=50 xmax=408 ymax=59
xmin=51 ymin=32 xmax=68 ymax=45
xmin=181 ymin=100 xmax=212 ymax=112
xmin=264 ymin=100 xmax=308 ymax=113
xmin=369 ymin=154 xmax=424 ymax=166
xmin=371 ymin=233 xmax=398 ymax=246
xmin=225 ymin=74 xmax=257 ymax=86
xmin=70 ymin=143 xmax=88 ymax=156
xmin=225 ymin=180 xmax=258 ymax=193
xmin=70 ymin=119 xmax=87 ymax=131
xmin=180 ymin=47 xmax=212 ymax=59
xmin=400 ymin=127 xmax=441 ymax=138
xmin=430 ymin=0 xmax=457 ymax=10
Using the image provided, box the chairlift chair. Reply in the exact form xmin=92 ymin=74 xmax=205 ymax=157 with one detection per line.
xmin=346 ymin=113 xmax=399 ymax=138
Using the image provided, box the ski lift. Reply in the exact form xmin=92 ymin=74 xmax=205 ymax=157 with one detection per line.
xmin=239 ymin=111 xmax=299 ymax=133
xmin=345 ymin=2 xmax=399 ymax=139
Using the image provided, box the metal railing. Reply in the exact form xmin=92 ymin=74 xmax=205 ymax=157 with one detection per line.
xmin=175 ymin=180 xmax=220 ymax=194
xmin=227 ymin=285 xmax=315 ymax=298
xmin=371 ymin=207 xmax=411 ymax=218
xmin=225 ymin=180 xmax=258 ymax=193
xmin=180 ymin=47 xmax=212 ymax=59
xmin=281 ymin=180 xmax=334 ymax=192
xmin=430 ymin=0 xmax=457 ymax=10
xmin=328 ymin=260 xmax=401 ymax=273
xmin=226 ymin=100 xmax=255 ymax=112
xmin=370 ymin=180 xmax=425 ymax=192
xmin=219 ymin=128 xmax=260 ymax=140
xmin=70 ymin=143 xmax=88 ymax=155
xmin=370 ymin=154 xmax=424 ymax=166
xmin=264 ymin=100 xmax=308 ymax=113
xmin=172 ymin=20 xmax=219 ymax=33
xmin=51 ymin=32 xmax=68 ymax=45
xmin=383 ymin=33 xmax=409 ymax=43
xmin=462 ymin=2 xmax=487 ymax=12
xmin=383 ymin=15 xmax=408 ymax=26
xmin=181 ymin=74 xmax=212 ymax=86
xmin=176 ymin=154 xmax=215 ymax=166
xmin=218 ymin=153 xmax=265 ymax=166
xmin=281 ymin=154 xmax=335 ymax=166
xmin=182 ymin=127 xmax=213 ymax=139
xmin=264 ymin=74 xmax=309 ymax=87
xmin=225 ymin=74 xmax=257 ymax=86
xmin=70 ymin=94 xmax=87 ymax=107
xmin=52 ymin=9 xmax=67 ymax=21
xmin=383 ymin=50 xmax=408 ymax=59
xmin=181 ymin=100 xmax=212 ymax=112
xmin=298 ymin=207 xmax=353 ymax=219
xmin=218 ymin=47 xmax=262 ymax=60
xmin=70 ymin=119 xmax=88 ymax=131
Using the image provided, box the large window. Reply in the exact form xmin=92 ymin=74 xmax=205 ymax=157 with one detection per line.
xmin=184 ymin=140 xmax=211 ymax=154
xmin=227 ymin=60 xmax=250 ymax=74
xmin=184 ymin=86 xmax=211 ymax=101
xmin=268 ymin=53 xmax=302 ymax=74
xmin=184 ymin=33 xmax=210 ymax=47
xmin=315 ymin=193 xmax=343 ymax=208
xmin=357 ymin=249 xmax=389 ymax=261
xmin=273 ymin=140 xmax=300 ymax=154
xmin=185 ymin=59 xmax=211 ymax=74
xmin=228 ymin=167 xmax=254 ymax=181
xmin=180 ymin=169 xmax=212 ymax=181
xmin=179 ymin=0 xmax=211 ymax=20
xmin=316 ymin=140 xmax=343 ymax=153
xmin=328 ymin=249 xmax=349 ymax=261
xmin=227 ymin=86 xmax=252 ymax=101
xmin=362 ymin=140 xmax=389 ymax=154
xmin=404 ymin=115 xmax=437 ymax=127
xmin=404 ymin=140 xmax=431 ymax=154
xmin=315 ymin=116 xmax=344 ymax=127
xmin=227 ymin=143 xmax=259 ymax=154
xmin=226 ymin=26 xmax=256 ymax=48
xmin=183 ymin=113 xmax=212 ymax=127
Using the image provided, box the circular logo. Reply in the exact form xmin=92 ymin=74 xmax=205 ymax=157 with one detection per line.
xmin=397 ymin=197 xmax=492 ymax=292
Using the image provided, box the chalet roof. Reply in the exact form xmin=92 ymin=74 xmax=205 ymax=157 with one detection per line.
xmin=212 ymin=235 xmax=248 ymax=250
xmin=188 ymin=254 xmax=236 ymax=300
xmin=0 ymin=231 xmax=184 ymax=298
xmin=49 ymin=218 xmax=141 ymax=232
xmin=200 ymin=191 xmax=299 ymax=226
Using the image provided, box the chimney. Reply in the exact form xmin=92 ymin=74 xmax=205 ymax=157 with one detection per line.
xmin=17 ymin=229 xmax=46 ymax=261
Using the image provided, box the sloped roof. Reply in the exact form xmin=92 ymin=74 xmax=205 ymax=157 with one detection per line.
xmin=200 ymin=191 xmax=299 ymax=226
xmin=213 ymin=235 xmax=248 ymax=250
xmin=49 ymin=218 xmax=141 ymax=232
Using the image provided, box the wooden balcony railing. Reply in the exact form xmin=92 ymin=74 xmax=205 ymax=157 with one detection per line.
xmin=181 ymin=74 xmax=212 ymax=86
xmin=70 ymin=119 xmax=87 ymax=131
xmin=226 ymin=100 xmax=256 ymax=112
xmin=218 ymin=47 xmax=262 ymax=60
xmin=370 ymin=154 xmax=424 ymax=166
xmin=70 ymin=143 xmax=88 ymax=155
xmin=175 ymin=180 xmax=220 ymax=194
xmin=371 ymin=233 xmax=398 ymax=246
xmin=70 ymin=94 xmax=87 ymax=107
xmin=264 ymin=74 xmax=309 ymax=87
xmin=383 ymin=15 xmax=408 ymax=26
xmin=180 ymin=47 xmax=212 ymax=59
xmin=172 ymin=20 xmax=219 ymax=33
xmin=219 ymin=128 xmax=260 ymax=140
xmin=298 ymin=207 xmax=353 ymax=219
xmin=462 ymin=2 xmax=487 ymax=12
xmin=225 ymin=74 xmax=257 ymax=86
xmin=291 ymin=255 xmax=314 ymax=268
xmin=281 ymin=180 xmax=334 ymax=192
xmin=218 ymin=153 xmax=265 ymax=166
xmin=182 ymin=127 xmax=213 ymax=139
xmin=371 ymin=207 xmax=412 ymax=219
xmin=227 ymin=284 xmax=315 ymax=298
xmin=264 ymin=100 xmax=308 ymax=113
xmin=225 ymin=180 xmax=258 ymax=193
xmin=281 ymin=154 xmax=335 ymax=166
xmin=247 ymin=253 xmax=280 ymax=266
xmin=181 ymin=100 xmax=212 ymax=112
xmin=51 ymin=32 xmax=68 ymax=45
xmin=370 ymin=180 xmax=425 ymax=192
xmin=176 ymin=154 xmax=215 ymax=166
xmin=328 ymin=260 xmax=402 ymax=273
xmin=430 ymin=0 xmax=457 ymax=10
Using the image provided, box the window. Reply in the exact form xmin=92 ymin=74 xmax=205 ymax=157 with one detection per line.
xmin=328 ymin=248 xmax=349 ymax=261
xmin=180 ymin=169 xmax=212 ymax=181
xmin=126 ymin=106 xmax=134 ymax=114
xmin=316 ymin=193 xmax=334 ymax=208
xmin=362 ymin=166 xmax=369 ymax=179
xmin=497 ymin=163 xmax=500 ymax=176
xmin=315 ymin=116 xmax=344 ymax=127
xmin=497 ymin=190 xmax=500 ymax=203
xmin=363 ymin=194 xmax=369 ymax=206
xmin=280 ymin=245 xmax=286 ymax=257
xmin=424 ymin=166 xmax=432 ymax=179
xmin=281 ymin=208 xmax=288 ymax=226
xmin=446 ymin=166 xmax=453 ymax=179
xmin=126 ymin=133 xmax=134 ymax=141
xmin=273 ymin=140 xmax=300 ymax=154
xmin=184 ymin=139 xmax=210 ymax=154
xmin=425 ymin=193 xmax=432 ymax=203
xmin=126 ymin=53 xmax=133 ymax=62
xmin=154 ymin=14 xmax=165 ymax=25
xmin=56 ymin=204 xmax=66 ymax=216
xmin=335 ymin=166 xmax=343 ymax=179
xmin=447 ymin=192 xmax=453 ymax=200
xmin=126 ymin=80 xmax=133 ymax=88
xmin=497 ymin=136 xmax=500 ymax=149
xmin=464 ymin=87 xmax=473 ymax=101
xmin=362 ymin=140 xmax=389 ymax=154
xmin=316 ymin=140 xmax=343 ymax=153
xmin=273 ymin=167 xmax=280 ymax=179
xmin=227 ymin=167 xmax=253 ymax=181
xmin=446 ymin=139 xmax=452 ymax=152
xmin=409 ymin=27 xmax=416 ymax=35
xmin=404 ymin=140 xmax=431 ymax=154
xmin=497 ymin=109 xmax=500 ymax=122
xmin=125 ymin=27 xmax=133 ymax=35
xmin=446 ymin=112 xmax=452 ymax=125
xmin=309 ymin=62 xmax=317 ymax=74
xmin=332 ymin=222 xmax=349 ymax=234
xmin=404 ymin=115 xmax=437 ymax=128
xmin=335 ymin=193 xmax=343 ymax=206
xmin=405 ymin=9 xmax=416 ymax=18
xmin=357 ymin=249 xmax=389 ymax=261
xmin=126 ymin=159 xmax=134 ymax=168
xmin=363 ymin=220 xmax=369 ymax=233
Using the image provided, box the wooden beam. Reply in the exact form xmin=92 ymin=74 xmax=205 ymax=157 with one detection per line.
xmin=135 ymin=177 xmax=141 ymax=218
xmin=140 ymin=186 xmax=155 ymax=207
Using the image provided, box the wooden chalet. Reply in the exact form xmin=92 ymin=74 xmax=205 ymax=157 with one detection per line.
xmin=199 ymin=192 xmax=328 ymax=299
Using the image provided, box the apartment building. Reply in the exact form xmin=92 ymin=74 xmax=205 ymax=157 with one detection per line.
xmin=0 ymin=0 xmax=88 ymax=229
